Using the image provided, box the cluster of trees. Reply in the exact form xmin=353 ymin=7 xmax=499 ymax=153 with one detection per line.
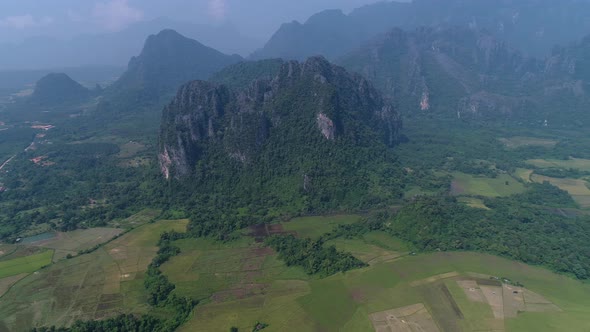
xmin=31 ymin=314 xmax=164 ymax=332
xmin=388 ymin=193 xmax=590 ymax=279
xmin=266 ymin=234 xmax=366 ymax=276
xmin=0 ymin=140 xmax=166 ymax=240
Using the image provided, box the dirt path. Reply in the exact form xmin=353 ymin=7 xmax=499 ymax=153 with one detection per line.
xmin=0 ymin=155 xmax=15 ymax=171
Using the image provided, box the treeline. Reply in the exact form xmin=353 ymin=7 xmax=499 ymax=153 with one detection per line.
xmin=266 ymin=235 xmax=367 ymax=276
xmin=388 ymin=193 xmax=590 ymax=279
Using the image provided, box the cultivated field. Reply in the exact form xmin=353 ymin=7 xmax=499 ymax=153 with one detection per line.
xmin=27 ymin=228 xmax=124 ymax=261
xmin=3 ymin=215 xmax=590 ymax=332
xmin=450 ymin=172 xmax=525 ymax=197
xmin=0 ymin=218 xmax=187 ymax=331
xmin=164 ymin=217 xmax=590 ymax=332
xmin=527 ymin=158 xmax=590 ymax=172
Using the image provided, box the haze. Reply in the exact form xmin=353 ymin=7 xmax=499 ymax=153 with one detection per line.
xmin=0 ymin=0 xmax=389 ymax=42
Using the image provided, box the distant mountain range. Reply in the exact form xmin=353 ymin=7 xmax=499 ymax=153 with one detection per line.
xmin=107 ymin=29 xmax=242 ymax=106
xmin=30 ymin=73 xmax=92 ymax=106
xmin=252 ymin=0 xmax=590 ymax=61
xmin=0 ymin=18 xmax=259 ymax=70
xmin=339 ymin=26 xmax=590 ymax=125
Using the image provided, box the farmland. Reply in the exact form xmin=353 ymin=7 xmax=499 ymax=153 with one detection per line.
xmin=0 ymin=250 xmax=53 ymax=279
xmin=450 ymin=172 xmax=525 ymax=197
xmin=0 ymin=213 xmax=589 ymax=331
xmin=26 ymin=228 xmax=124 ymax=261
xmin=157 ymin=216 xmax=590 ymax=332
xmin=0 ymin=218 xmax=187 ymax=332
xmin=527 ymin=158 xmax=590 ymax=172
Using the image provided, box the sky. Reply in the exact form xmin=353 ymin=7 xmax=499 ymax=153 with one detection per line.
xmin=0 ymin=0 xmax=392 ymax=43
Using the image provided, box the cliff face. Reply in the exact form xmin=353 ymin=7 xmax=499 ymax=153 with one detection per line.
xmin=158 ymin=56 xmax=401 ymax=180
xmin=339 ymin=27 xmax=553 ymax=120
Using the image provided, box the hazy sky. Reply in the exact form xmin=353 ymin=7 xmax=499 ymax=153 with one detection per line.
xmin=0 ymin=0 xmax=392 ymax=42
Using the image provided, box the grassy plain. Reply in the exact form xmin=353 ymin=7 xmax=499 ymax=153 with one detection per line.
xmin=451 ymin=172 xmax=525 ymax=197
xmin=0 ymin=218 xmax=187 ymax=332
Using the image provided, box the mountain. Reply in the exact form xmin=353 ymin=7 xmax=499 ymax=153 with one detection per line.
xmin=252 ymin=0 xmax=590 ymax=61
xmin=30 ymin=73 xmax=90 ymax=105
xmin=0 ymin=66 xmax=123 ymax=92
xmin=209 ymin=58 xmax=284 ymax=90
xmin=106 ymin=29 xmax=242 ymax=106
xmin=338 ymin=26 xmax=590 ymax=125
xmin=339 ymin=27 xmax=542 ymax=119
xmin=0 ymin=18 xmax=259 ymax=70
xmin=158 ymin=56 xmax=402 ymax=210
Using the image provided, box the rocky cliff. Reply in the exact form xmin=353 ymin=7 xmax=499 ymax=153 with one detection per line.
xmin=158 ymin=56 xmax=401 ymax=180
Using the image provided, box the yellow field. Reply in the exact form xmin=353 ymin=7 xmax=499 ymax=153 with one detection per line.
xmin=526 ymin=158 xmax=590 ymax=172
xmin=515 ymin=168 xmax=534 ymax=183
xmin=531 ymin=174 xmax=590 ymax=208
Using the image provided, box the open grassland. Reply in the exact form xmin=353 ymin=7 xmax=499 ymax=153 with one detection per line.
xmin=27 ymin=228 xmax=124 ymax=262
xmin=171 ymin=222 xmax=590 ymax=332
xmin=0 ymin=250 xmax=53 ymax=279
xmin=499 ymin=137 xmax=557 ymax=149
xmin=117 ymin=141 xmax=147 ymax=159
xmin=0 ymin=218 xmax=187 ymax=332
xmin=531 ymin=174 xmax=590 ymax=208
xmin=451 ymin=172 xmax=525 ymax=197
xmin=457 ymin=197 xmax=490 ymax=210
xmin=280 ymin=215 xmax=361 ymax=239
xmin=108 ymin=208 xmax=161 ymax=229
xmin=515 ymin=168 xmax=534 ymax=183
xmin=527 ymin=158 xmax=590 ymax=172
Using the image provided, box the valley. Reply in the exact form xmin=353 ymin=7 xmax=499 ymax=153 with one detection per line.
xmin=2 ymin=1 xmax=590 ymax=331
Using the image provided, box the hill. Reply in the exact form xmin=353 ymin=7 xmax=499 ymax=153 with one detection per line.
xmin=30 ymin=73 xmax=90 ymax=105
xmin=109 ymin=29 xmax=242 ymax=105
xmin=252 ymin=0 xmax=590 ymax=61
xmin=158 ymin=56 xmax=404 ymax=218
